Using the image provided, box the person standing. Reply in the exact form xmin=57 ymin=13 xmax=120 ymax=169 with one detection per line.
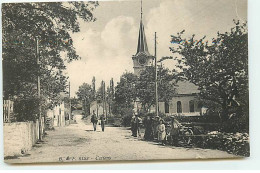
xmin=136 ymin=114 xmax=142 ymax=138
xmin=132 ymin=113 xmax=141 ymax=137
xmin=131 ymin=113 xmax=136 ymax=136
xmin=170 ymin=117 xmax=182 ymax=146
xmin=158 ymin=119 xmax=166 ymax=145
xmin=152 ymin=116 xmax=160 ymax=140
xmin=144 ymin=115 xmax=153 ymax=140
xmin=100 ymin=114 xmax=106 ymax=132
xmin=91 ymin=110 xmax=98 ymax=131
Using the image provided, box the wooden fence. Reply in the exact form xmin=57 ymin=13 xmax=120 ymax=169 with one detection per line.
xmin=3 ymin=100 xmax=14 ymax=123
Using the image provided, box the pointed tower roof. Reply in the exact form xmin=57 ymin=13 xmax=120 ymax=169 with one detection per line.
xmin=136 ymin=0 xmax=150 ymax=56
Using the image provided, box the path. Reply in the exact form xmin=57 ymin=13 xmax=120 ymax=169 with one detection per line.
xmin=5 ymin=114 xmax=237 ymax=163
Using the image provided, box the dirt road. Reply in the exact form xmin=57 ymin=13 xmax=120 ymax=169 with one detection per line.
xmin=5 ymin=114 xmax=237 ymax=164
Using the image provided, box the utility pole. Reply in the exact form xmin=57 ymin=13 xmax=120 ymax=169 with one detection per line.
xmin=104 ymin=82 xmax=108 ymax=124
xmin=69 ymin=81 xmax=71 ymax=122
xmin=155 ymin=32 xmax=159 ymax=117
xmin=36 ymin=37 xmax=42 ymax=141
xmin=102 ymin=81 xmax=105 ymax=116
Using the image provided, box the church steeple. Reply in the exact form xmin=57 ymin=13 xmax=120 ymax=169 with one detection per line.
xmin=132 ymin=0 xmax=153 ymax=76
xmin=136 ymin=0 xmax=150 ymax=56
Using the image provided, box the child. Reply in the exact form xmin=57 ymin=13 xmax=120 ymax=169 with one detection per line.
xmin=157 ymin=119 xmax=166 ymax=145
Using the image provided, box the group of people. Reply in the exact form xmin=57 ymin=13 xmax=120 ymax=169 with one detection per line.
xmin=90 ymin=110 xmax=106 ymax=132
xmin=132 ymin=113 xmax=182 ymax=146
xmin=91 ymin=110 xmax=182 ymax=146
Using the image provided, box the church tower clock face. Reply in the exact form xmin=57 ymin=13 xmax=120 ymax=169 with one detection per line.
xmin=138 ymin=55 xmax=147 ymax=65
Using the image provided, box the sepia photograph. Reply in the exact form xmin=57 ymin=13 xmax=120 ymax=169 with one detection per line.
xmin=2 ymin=0 xmax=249 ymax=164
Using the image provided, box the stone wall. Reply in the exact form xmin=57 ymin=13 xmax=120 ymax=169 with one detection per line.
xmin=3 ymin=119 xmax=43 ymax=157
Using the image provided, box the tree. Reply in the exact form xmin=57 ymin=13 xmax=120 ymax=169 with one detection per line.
xmin=170 ymin=21 xmax=248 ymax=124
xmin=76 ymin=83 xmax=95 ymax=116
xmin=110 ymin=78 xmax=115 ymax=99
xmin=2 ymin=2 xmax=98 ymax=120
xmin=113 ymin=72 xmax=138 ymax=115
xmin=136 ymin=66 xmax=176 ymax=112
xmin=70 ymin=97 xmax=80 ymax=112
xmin=106 ymin=78 xmax=115 ymax=115
xmin=92 ymin=76 xmax=96 ymax=99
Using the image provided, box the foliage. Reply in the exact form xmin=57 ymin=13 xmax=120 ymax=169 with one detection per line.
xmin=170 ymin=21 xmax=248 ymax=125
xmin=13 ymin=97 xmax=40 ymax=122
xmin=114 ymin=67 xmax=176 ymax=117
xmin=76 ymin=83 xmax=95 ymax=115
xmin=106 ymin=78 xmax=115 ymax=115
xmin=71 ymin=97 xmax=80 ymax=109
xmin=2 ymin=2 xmax=98 ymax=120
xmin=136 ymin=66 xmax=176 ymax=112
xmin=113 ymin=72 xmax=138 ymax=115
xmin=121 ymin=108 xmax=135 ymax=127
xmin=196 ymin=132 xmax=250 ymax=157
xmin=91 ymin=76 xmax=96 ymax=98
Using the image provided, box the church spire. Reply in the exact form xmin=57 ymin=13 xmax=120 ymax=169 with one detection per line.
xmin=141 ymin=0 xmax=143 ymax=20
xmin=136 ymin=0 xmax=150 ymax=56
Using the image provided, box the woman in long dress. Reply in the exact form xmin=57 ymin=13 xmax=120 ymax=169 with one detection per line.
xmin=157 ymin=119 xmax=166 ymax=145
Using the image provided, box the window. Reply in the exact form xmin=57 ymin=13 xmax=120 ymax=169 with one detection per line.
xmin=198 ymin=102 xmax=203 ymax=109
xmin=177 ymin=101 xmax=182 ymax=113
xmin=189 ymin=100 xmax=195 ymax=112
xmin=165 ymin=102 xmax=169 ymax=113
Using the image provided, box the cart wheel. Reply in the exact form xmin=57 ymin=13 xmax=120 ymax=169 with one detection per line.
xmin=180 ymin=129 xmax=193 ymax=146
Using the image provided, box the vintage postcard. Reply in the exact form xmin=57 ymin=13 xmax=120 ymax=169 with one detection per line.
xmin=2 ymin=0 xmax=249 ymax=164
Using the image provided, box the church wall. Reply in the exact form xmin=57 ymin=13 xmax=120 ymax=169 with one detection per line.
xmin=167 ymin=95 xmax=200 ymax=116
xmin=134 ymin=95 xmax=201 ymax=116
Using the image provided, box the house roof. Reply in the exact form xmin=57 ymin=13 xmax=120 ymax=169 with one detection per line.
xmin=175 ymin=80 xmax=199 ymax=95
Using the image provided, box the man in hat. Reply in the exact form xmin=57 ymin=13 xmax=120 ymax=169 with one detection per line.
xmin=100 ymin=114 xmax=106 ymax=132
xmin=132 ymin=113 xmax=142 ymax=137
xmin=91 ymin=110 xmax=98 ymax=131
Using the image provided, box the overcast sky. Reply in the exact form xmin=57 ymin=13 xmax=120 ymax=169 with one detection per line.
xmin=65 ymin=0 xmax=247 ymax=97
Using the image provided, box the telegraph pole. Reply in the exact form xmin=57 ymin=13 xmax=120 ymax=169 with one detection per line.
xmin=102 ymin=81 xmax=105 ymax=117
xmin=69 ymin=81 xmax=71 ymax=122
xmin=155 ymin=32 xmax=159 ymax=117
xmin=36 ymin=37 xmax=42 ymax=141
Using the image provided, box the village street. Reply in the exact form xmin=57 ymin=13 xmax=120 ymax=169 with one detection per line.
xmin=5 ymin=114 xmax=237 ymax=164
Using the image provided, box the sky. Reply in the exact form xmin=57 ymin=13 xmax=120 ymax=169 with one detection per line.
xmin=65 ymin=0 xmax=247 ymax=97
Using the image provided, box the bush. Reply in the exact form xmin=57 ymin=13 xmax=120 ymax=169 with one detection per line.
xmin=221 ymin=113 xmax=249 ymax=133
xmin=192 ymin=131 xmax=249 ymax=157
xmin=13 ymin=97 xmax=40 ymax=122
xmin=174 ymin=115 xmax=221 ymax=124
xmin=122 ymin=114 xmax=132 ymax=127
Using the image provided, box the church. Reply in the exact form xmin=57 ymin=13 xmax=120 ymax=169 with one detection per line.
xmin=132 ymin=2 xmax=202 ymax=116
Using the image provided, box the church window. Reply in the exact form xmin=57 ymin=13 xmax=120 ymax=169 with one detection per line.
xmin=177 ymin=101 xmax=182 ymax=113
xmin=165 ymin=102 xmax=169 ymax=113
xmin=189 ymin=100 xmax=195 ymax=112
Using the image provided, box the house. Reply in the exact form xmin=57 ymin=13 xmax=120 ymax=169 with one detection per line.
xmin=159 ymin=81 xmax=202 ymax=116
xmin=46 ymin=93 xmax=71 ymax=127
